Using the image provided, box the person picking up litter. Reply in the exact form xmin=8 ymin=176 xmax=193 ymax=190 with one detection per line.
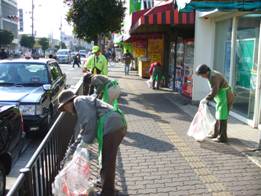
xmin=196 ymin=64 xmax=234 ymax=143
xmin=149 ymin=62 xmax=162 ymax=90
xmin=58 ymin=89 xmax=127 ymax=196
xmin=91 ymin=74 xmax=121 ymax=108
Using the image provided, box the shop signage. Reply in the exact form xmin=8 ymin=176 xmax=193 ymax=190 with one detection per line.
xmin=148 ymin=39 xmax=164 ymax=64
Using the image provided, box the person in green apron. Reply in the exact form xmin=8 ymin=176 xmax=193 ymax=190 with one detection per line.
xmin=149 ymin=62 xmax=162 ymax=90
xmin=90 ymin=75 xmax=121 ymax=109
xmin=196 ymin=64 xmax=233 ymax=143
xmin=58 ymin=89 xmax=127 ymax=196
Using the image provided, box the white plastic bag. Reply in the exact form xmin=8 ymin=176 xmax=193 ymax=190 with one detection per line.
xmin=52 ymin=145 xmax=93 ymax=196
xmin=146 ymin=76 xmax=153 ymax=88
xmin=187 ymin=103 xmax=216 ymax=141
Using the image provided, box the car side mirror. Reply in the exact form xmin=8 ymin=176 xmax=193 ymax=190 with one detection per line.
xmin=43 ymin=84 xmax=52 ymax=91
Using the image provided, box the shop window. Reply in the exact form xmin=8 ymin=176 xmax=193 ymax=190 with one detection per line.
xmin=214 ymin=19 xmax=232 ymax=81
xmin=233 ymin=15 xmax=260 ymax=119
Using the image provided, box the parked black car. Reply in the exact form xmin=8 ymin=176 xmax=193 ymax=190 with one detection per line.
xmin=0 ymin=58 xmax=66 ymax=133
xmin=0 ymin=105 xmax=24 ymax=195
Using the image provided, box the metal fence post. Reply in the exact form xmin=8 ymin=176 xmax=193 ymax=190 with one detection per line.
xmin=19 ymin=168 xmax=34 ymax=196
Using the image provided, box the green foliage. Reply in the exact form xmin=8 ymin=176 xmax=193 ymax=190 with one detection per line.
xmin=0 ymin=30 xmax=14 ymax=46
xmin=39 ymin=38 xmax=49 ymax=52
xmin=66 ymin=0 xmax=125 ymax=42
xmin=54 ymin=45 xmax=60 ymax=51
xmin=20 ymin=35 xmax=35 ymax=49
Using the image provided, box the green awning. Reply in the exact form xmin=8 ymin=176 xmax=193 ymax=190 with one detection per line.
xmin=176 ymin=0 xmax=261 ymax=12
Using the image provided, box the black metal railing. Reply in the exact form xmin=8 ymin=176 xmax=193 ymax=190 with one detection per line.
xmin=7 ymin=81 xmax=83 ymax=196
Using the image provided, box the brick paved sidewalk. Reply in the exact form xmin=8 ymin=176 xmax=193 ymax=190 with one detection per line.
xmin=109 ymin=63 xmax=261 ymax=196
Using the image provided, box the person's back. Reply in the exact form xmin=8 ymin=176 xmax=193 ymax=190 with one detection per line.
xmin=123 ymin=52 xmax=132 ymax=65
xmin=123 ymin=51 xmax=133 ymax=75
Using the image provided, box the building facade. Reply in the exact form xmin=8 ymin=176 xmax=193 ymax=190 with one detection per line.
xmin=0 ymin=0 xmax=18 ymax=38
xmin=192 ymin=11 xmax=261 ymax=128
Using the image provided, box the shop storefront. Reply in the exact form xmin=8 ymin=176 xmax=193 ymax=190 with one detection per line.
xmin=127 ymin=2 xmax=195 ymax=81
xmin=126 ymin=33 xmax=164 ymax=78
xmin=193 ymin=11 xmax=261 ymax=127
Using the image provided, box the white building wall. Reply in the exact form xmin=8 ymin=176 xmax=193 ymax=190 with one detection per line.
xmin=192 ymin=12 xmax=216 ymax=102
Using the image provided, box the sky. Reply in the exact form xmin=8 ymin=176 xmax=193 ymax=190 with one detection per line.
xmin=17 ymin=0 xmax=73 ymax=40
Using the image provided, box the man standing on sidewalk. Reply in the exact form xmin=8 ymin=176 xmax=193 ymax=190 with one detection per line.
xmin=84 ymin=46 xmax=108 ymax=76
xmin=196 ymin=64 xmax=234 ymax=143
xmin=122 ymin=50 xmax=133 ymax=75
xmin=83 ymin=46 xmax=108 ymax=95
xmin=58 ymin=89 xmax=127 ymax=196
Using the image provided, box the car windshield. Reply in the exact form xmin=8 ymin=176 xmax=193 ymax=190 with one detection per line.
xmin=0 ymin=63 xmax=48 ymax=85
xmin=57 ymin=51 xmax=69 ymax=55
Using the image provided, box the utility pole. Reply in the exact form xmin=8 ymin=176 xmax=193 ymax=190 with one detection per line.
xmin=31 ymin=0 xmax=34 ymax=37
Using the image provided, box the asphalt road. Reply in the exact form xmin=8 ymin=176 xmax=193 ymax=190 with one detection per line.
xmin=6 ymin=63 xmax=84 ymax=192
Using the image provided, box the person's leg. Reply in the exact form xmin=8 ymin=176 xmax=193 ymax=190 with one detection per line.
xmin=89 ymin=84 xmax=95 ymax=95
xmin=209 ymin=120 xmax=220 ymax=138
xmin=156 ymin=77 xmax=160 ymax=89
xmin=83 ymin=74 xmax=91 ymax=95
xmin=152 ymin=79 xmax=156 ymax=89
xmin=124 ymin=65 xmax=127 ymax=75
xmin=127 ymin=64 xmax=130 ymax=75
xmin=101 ymin=128 xmax=127 ymax=196
xmin=218 ymin=120 xmax=227 ymax=143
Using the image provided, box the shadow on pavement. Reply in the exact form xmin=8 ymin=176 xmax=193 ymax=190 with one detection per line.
xmin=122 ymin=132 xmax=175 ymax=152
xmin=228 ymin=137 xmax=258 ymax=151
xmin=199 ymin=139 xmax=244 ymax=157
xmin=116 ymin=149 xmax=129 ymax=195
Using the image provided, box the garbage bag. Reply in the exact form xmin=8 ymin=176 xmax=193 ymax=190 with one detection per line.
xmin=146 ymin=76 xmax=153 ymax=88
xmin=187 ymin=103 xmax=216 ymax=141
xmin=52 ymin=144 xmax=94 ymax=196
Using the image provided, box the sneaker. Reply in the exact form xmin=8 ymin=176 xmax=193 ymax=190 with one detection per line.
xmin=212 ymin=137 xmax=227 ymax=143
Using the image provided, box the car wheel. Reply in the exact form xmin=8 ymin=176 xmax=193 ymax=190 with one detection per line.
xmin=0 ymin=162 xmax=6 ymax=196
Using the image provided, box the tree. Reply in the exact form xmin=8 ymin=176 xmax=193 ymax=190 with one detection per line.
xmin=20 ymin=35 xmax=35 ymax=49
xmin=66 ymin=0 xmax=125 ymax=43
xmin=54 ymin=45 xmax=60 ymax=51
xmin=39 ymin=38 xmax=49 ymax=55
xmin=0 ymin=30 xmax=14 ymax=47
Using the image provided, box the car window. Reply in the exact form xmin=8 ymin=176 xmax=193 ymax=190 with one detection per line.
xmin=49 ymin=62 xmax=62 ymax=82
xmin=0 ymin=63 xmax=48 ymax=85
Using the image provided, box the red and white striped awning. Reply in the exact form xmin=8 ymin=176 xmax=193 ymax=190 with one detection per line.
xmin=131 ymin=0 xmax=195 ymax=33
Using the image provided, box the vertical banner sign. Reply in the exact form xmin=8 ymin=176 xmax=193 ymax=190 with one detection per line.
xmin=130 ymin=0 xmax=141 ymax=14
xmin=236 ymin=39 xmax=255 ymax=89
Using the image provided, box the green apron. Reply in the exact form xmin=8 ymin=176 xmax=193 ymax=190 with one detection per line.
xmin=102 ymin=80 xmax=119 ymax=110
xmin=152 ymin=66 xmax=162 ymax=81
xmin=214 ymin=87 xmax=231 ymax=120
xmin=96 ymin=95 xmax=126 ymax=166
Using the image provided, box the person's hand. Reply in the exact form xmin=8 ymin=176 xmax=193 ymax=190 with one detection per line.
xmin=200 ymin=98 xmax=208 ymax=105
xmin=82 ymin=67 xmax=87 ymax=73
